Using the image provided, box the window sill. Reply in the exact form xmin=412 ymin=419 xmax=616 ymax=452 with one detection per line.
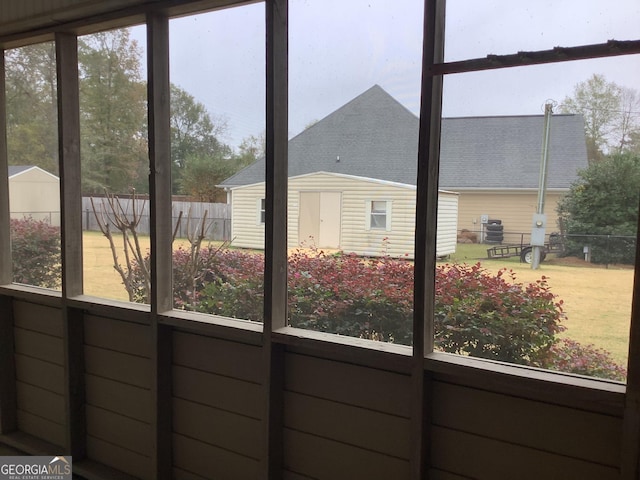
xmin=160 ymin=308 xmax=263 ymax=345
xmin=0 ymin=283 xmax=62 ymax=307
xmin=425 ymin=351 xmax=625 ymax=415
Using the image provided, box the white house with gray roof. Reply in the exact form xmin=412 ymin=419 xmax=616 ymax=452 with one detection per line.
xmin=221 ymin=85 xmax=587 ymax=251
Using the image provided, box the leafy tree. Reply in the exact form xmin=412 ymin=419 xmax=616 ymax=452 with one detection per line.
xmin=618 ymin=86 xmax=640 ymax=154
xmin=171 ymin=84 xmax=231 ymax=193
xmin=5 ymin=42 xmax=58 ymax=174
xmin=179 ymin=154 xmax=238 ymax=202
xmin=5 ymin=32 xmax=236 ymax=197
xmin=561 ymin=74 xmax=640 ymax=163
xmin=78 ymin=29 xmax=148 ymax=193
xmin=557 ymin=152 xmax=640 ymax=264
xmin=234 ymin=131 xmax=265 ymax=168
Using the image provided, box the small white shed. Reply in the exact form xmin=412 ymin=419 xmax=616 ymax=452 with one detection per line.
xmin=229 ymin=171 xmax=458 ymax=259
xmin=9 ymin=166 xmax=61 ymax=226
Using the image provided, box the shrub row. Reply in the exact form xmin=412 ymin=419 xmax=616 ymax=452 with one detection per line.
xmin=131 ymin=247 xmax=626 ymax=381
xmin=10 ymin=217 xmax=61 ymax=289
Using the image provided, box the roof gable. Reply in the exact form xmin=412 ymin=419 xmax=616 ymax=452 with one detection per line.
xmin=8 ymin=165 xmax=59 ymax=180
xmin=221 ymin=86 xmax=588 ymax=190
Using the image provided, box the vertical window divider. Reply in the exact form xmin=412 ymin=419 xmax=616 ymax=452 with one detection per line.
xmin=146 ymin=12 xmax=173 ymax=480
xmin=55 ymin=31 xmax=86 ymax=459
xmin=0 ymin=52 xmax=16 ymax=432
xmin=0 ymin=51 xmax=10 ymax=287
xmin=264 ymin=0 xmax=288 ymax=477
xmin=412 ymin=0 xmax=445 ymax=477
xmin=621 ymin=198 xmax=640 ymax=479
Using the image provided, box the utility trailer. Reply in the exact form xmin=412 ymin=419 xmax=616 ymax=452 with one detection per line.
xmin=486 ymin=233 xmax=564 ymax=264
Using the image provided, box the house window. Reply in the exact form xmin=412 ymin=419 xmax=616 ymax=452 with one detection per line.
xmin=286 ymin=0 xmax=420 ymax=346
xmin=368 ymin=200 xmax=391 ymax=231
xmin=168 ymin=5 xmax=265 ymax=316
xmin=5 ymin=42 xmax=61 ymax=291
xmin=435 ymin=5 xmax=639 ymax=381
xmin=78 ymin=26 xmax=149 ymax=303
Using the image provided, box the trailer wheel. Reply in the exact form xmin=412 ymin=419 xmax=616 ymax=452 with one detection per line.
xmin=521 ymin=247 xmax=533 ymax=264
xmin=521 ymin=247 xmax=546 ymax=264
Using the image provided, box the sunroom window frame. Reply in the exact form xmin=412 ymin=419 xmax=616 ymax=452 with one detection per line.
xmin=0 ymin=1 xmax=639 ymax=478
xmin=0 ymin=0 xmax=637 ymax=391
xmin=0 ymin=0 xmax=637 ymax=386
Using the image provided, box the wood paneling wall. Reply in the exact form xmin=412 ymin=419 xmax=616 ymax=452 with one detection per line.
xmin=0 ymin=0 xmax=149 ymax=37
xmin=13 ymin=301 xmax=65 ymax=448
xmin=172 ymin=332 xmax=263 ymax=480
xmin=0 ymin=296 xmax=628 ymax=479
xmin=430 ymin=379 xmax=622 ymax=479
xmin=282 ymin=353 xmax=412 ymax=479
xmin=84 ymin=315 xmax=152 ymax=479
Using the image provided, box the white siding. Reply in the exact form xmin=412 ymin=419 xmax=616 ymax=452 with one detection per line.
xmin=229 ymin=184 xmax=266 ymax=250
xmin=436 ymin=192 xmax=459 ymax=257
xmin=9 ymin=169 xmax=61 ymax=226
xmin=230 ymin=172 xmax=459 ymax=258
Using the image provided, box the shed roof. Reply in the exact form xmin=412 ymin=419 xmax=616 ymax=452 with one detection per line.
xmin=221 ymin=85 xmax=588 ymax=190
xmin=8 ymin=165 xmax=59 ymax=180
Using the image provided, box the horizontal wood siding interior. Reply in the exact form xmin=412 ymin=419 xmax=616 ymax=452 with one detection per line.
xmin=283 ymin=352 xmax=411 ymax=479
xmin=83 ymin=314 xmax=152 ymax=478
xmin=456 ymin=191 xmax=565 ymax=244
xmin=86 ymin=435 xmax=152 ymax=480
xmin=12 ymin=301 xmax=65 ymax=447
xmin=172 ymin=331 xmax=263 ymax=479
xmin=430 ymin=380 xmax=622 ymax=479
xmin=0 ymin=0 xmax=148 ymax=36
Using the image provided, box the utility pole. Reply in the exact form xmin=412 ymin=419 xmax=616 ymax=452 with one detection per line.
xmin=531 ymin=102 xmax=553 ymax=270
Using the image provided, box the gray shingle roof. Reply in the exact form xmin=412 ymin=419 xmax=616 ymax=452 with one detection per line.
xmin=8 ymin=165 xmax=34 ymax=177
xmin=221 ymin=85 xmax=588 ymax=190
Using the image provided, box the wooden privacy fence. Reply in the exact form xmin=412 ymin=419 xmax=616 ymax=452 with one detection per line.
xmin=82 ymin=197 xmax=231 ymax=241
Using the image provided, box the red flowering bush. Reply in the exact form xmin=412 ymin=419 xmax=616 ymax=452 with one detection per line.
xmin=286 ymin=250 xmax=414 ymax=343
xmin=435 ymin=263 xmax=565 ymax=365
xmin=131 ymin=247 xmax=626 ymax=380
xmin=540 ymin=338 xmax=627 ymax=381
xmin=196 ymin=249 xmax=265 ymax=320
xmin=10 ymin=217 xmax=61 ymax=289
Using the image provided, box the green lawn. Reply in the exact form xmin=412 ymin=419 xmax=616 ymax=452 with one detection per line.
xmin=83 ymin=233 xmax=632 ymax=365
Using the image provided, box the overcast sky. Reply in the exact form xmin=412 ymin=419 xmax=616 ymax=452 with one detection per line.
xmin=132 ymin=0 xmax=640 ymax=149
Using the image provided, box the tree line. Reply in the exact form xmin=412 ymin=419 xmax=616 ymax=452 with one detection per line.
xmin=5 ymin=29 xmax=263 ymax=201
xmin=558 ymin=74 xmax=640 ymax=264
xmin=5 ymin=30 xmax=639 ymax=212
xmin=561 ymin=73 xmax=640 ymax=163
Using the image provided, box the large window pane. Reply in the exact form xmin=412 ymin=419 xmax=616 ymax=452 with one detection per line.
xmin=169 ymin=4 xmax=265 ymax=318
xmin=5 ymin=42 xmax=61 ymax=290
xmin=438 ymin=54 xmax=640 ymax=381
xmin=445 ymin=0 xmax=640 ymax=63
xmin=80 ymin=26 xmax=149 ymax=302
xmin=285 ymin=0 xmax=424 ymax=345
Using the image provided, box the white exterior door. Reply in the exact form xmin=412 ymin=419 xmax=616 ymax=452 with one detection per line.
xmin=299 ymin=191 xmax=341 ymax=248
